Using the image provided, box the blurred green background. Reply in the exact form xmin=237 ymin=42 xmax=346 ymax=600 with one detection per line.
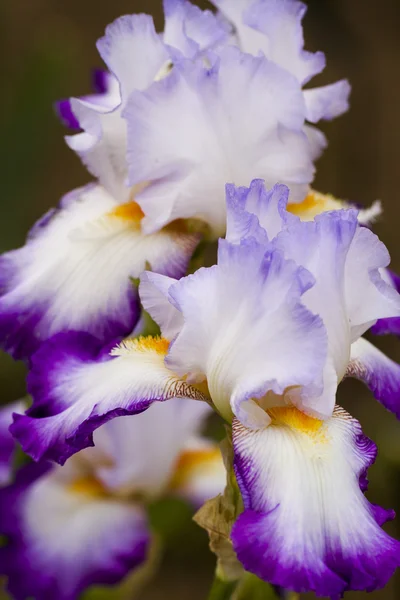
xmin=1 ymin=0 xmax=400 ymax=598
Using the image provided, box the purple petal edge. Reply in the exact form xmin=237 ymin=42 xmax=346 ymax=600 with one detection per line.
xmin=0 ymin=462 xmax=149 ymax=600
xmin=372 ymin=270 xmax=400 ymax=336
xmin=10 ymin=332 xmax=161 ymax=465
xmin=54 ymin=99 xmax=81 ymax=129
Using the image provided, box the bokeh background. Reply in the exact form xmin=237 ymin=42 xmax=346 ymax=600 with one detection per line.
xmin=1 ymin=0 xmax=400 ymax=598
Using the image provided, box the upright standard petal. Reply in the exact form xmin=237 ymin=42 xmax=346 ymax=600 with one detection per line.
xmin=0 ymin=400 xmax=25 ymax=485
xmin=11 ymin=332 xmax=207 ymax=464
xmin=225 ymin=180 xmax=296 ymax=244
xmin=163 ymin=0 xmax=230 ymax=59
xmin=347 ymin=338 xmax=400 ymax=418
xmin=0 ymin=185 xmax=198 ymax=359
xmin=236 ymin=0 xmax=325 ymax=84
xmin=232 ymin=406 xmax=400 ymax=597
xmin=0 ymin=462 xmax=149 ymax=600
xmin=125 ymin=47 xmax=314 ymax=235
xmin=96 ymin=14 xmax=169 ymax=102
xmin=165 ymin=238 xmax=327 ymax=426
xmin=273 ymin=210 xmax=400 ymax=417
xmin=65 ymin=15 xmax=169 ymax=201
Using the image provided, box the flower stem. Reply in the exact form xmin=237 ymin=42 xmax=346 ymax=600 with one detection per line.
xmin=207 ymin=574 xmax=237 ymax=600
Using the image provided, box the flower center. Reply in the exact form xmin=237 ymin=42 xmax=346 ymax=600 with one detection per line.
xmin=107 ymin=201 xmax=144 ymax=224
xmin=267 ymin=406 xmax=324 ymax=435
xmin=69 ymin=475 xmax=109 ymax=498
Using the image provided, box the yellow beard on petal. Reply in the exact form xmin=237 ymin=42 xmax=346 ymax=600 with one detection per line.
xmin=69 ymin=475 xmax=109 ymax=499
xmin=268 ymin=406 xmax=325 ymax=437
xmin=107 ymin=201 xmax=144 ymax=226
xmin=287 ymin=189 xmax=346 ymax=221
xmin=112 ymin=335 xmax=170 ymax=357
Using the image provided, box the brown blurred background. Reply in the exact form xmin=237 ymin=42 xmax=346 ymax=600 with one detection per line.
xmin=1 ymin=0 xmax=400 ymax=598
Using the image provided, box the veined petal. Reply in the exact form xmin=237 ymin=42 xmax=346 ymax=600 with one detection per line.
xmin=287 ymin=188 xmax=382 ymax=226
xmin=125 ymin=47 xmax=313 ymax=236
xmin=0 ymin=185 xmax=198 ymax=359
xmin=303 ymin=80 xmax=351 ymax=123
xmin=232 ymin=406 xmax=400 ymax=596
xmin=166 ymin=238 xmax=327 ymax=426
xmin=169 ymin=437 xmax=226 ymax=505
xmin=139 ymin=271 xmax=183 ymax=339
xmin=11 ymin=332 xmax=207 ymax=464
xmin=347 ymin=338 xmax=400 ymax=418
xmin=94 ymin=399 xmax=213 ymax=498
xmin=0 ymin=462 xmax=149 ymax=600
xmin=0 ymin=400 xmax=25 ymax=485
xmin=163 ymin=0 xmax=230 ymax=58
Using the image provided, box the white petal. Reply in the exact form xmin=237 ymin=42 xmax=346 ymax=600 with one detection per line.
xmin=0 ymin=463 xmax=149 ymax=599
xmin=125 ymin=47 xmax=313 ymax=236
xmin=0 ymin=185 xmax=198 ymax=357
xmin=345 ymin=226 xmax=400 ymax=341
xmin=95 ymin=398 xmax=212 ymax=498
xmin=139 ymin=271 xmax=183 ymax=339
xmin=12 ymin=333 xmax=208 ymax=464
xmin=166 ymin=239 xmax=326 ymax=426
xmin=96 ymin=14 xmax=169 ymax=101
xmin=169 ymin=436 xmax=226 ymax=505
xmin=232 ymin=406 xmax=399 ymax=595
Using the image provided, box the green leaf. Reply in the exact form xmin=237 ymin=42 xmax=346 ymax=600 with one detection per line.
xmin=233 ymin=573 xmax=278 ymax=600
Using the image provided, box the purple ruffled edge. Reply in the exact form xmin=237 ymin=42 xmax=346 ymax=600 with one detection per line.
xmin=10 ymin=332 xmax=162 ymax=465
xmin=372 ymin=270 xmax=400 ymax=336
xmin=231 ymin=416 xmax=399 ymax=597
xmin=54 ymin=68 xmax=110 ymax=130
xmin=0 ymin=461 xmax=149 ymax=600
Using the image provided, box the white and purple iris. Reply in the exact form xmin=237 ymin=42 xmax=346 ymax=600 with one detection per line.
xmin=9 ymin=181 xmax=400 ymax=596
xmin=0 ymin=1 xmax=399 ymax=599
xmin=0 ymin=397 xmax=225 ymax=600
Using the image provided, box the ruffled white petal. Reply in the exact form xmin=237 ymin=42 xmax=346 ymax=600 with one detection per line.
xmin=163 ymin=0 xmax=230 ymax=58
xmin=0 ymin=185 xmax=198 ymax=354
xmin=125 ymin=47 xmax=313 ymax=236
xmin=165 ymin=238 xmax=327 ymax=426
xmin=232 ymin=405 xmax=399 ymax=595
xmin=96 ymin=14 xmax=169 ymax=101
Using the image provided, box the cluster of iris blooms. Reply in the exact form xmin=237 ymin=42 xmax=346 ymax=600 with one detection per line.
xmin=0 ymin=1 xmax=399 ymax=599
